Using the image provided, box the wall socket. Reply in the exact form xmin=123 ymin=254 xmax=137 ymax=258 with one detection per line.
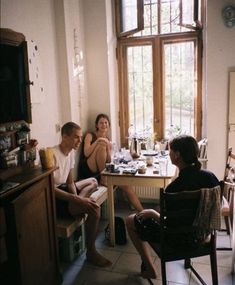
xmin=55 ymin=124 xmax=61 ymax=133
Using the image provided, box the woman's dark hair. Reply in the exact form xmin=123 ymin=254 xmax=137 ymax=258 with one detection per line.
xmin=169 ymin=135 xmax=201 ymax=169
xmin=95 ymin=113 xmax=110 ymax=130
xmin=61 ymin=122 xmax=81 ymax=136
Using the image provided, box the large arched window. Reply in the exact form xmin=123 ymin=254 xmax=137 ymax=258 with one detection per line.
xmin=115 ymin=0 xmax=203 ymax=147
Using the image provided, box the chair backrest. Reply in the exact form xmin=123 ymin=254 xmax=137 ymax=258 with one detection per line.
xmin=159 ymin=187 xmax=221 ymax=250
xmin=221 ymin=148 xmax=235 ymax=225
xmin=224 ymin=147 xmax=235 ymax=183
xmin=198 ymin=138 xmax=208 ymax=169
xmin=198 ymin=138 xmax=207 ymax=159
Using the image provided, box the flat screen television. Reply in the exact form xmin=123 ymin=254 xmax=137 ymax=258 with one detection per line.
xmin=0 ymin=29 xmax=32 ymax=125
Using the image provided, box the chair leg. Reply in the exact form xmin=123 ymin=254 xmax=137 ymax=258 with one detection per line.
xmin=224 ymin=216 xmax=230 ymax=235
xmin=210 ymin=252 xmax=218 ymax=285
xmin=184 ymin=258 xmax=191 ymax=269
xmin=161 ymin=260 xmax=167 ymax=285
xmin=217 ymin=216 xmax=232 ymax=250
xmin=185 ymin=259 xmax=207 ymax=285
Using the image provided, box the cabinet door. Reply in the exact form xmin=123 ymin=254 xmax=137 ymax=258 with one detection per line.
xmin=11 ymin=176 xmax=58 ymax=285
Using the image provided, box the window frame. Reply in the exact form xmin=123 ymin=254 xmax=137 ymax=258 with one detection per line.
xmin=178 ymin=0 xmax=203 ymax=31
xmin=115 ymin=0 xmax=144 ymax=38
xmin=117 ymin=32 xmax=202 ymax=147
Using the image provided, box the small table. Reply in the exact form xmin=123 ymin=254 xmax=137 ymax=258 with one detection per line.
xmin=102 ymin=159 xmax=176 ymax=246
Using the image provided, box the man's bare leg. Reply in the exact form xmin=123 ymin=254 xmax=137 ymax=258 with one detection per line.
xmin=75 ymin=178 xmax=98 ymax=197
xmin=69 ymin=195 xmax=112 ymax=267
xmin=85 ymin=207 xmax=112 ymax=267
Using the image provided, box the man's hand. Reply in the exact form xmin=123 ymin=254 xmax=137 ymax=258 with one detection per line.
xmin=71 ymin=195 xmax=99 ymax=214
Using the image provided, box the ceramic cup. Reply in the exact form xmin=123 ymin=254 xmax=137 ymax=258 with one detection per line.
xmin=146 ymin=156 xmax=153 ymax=166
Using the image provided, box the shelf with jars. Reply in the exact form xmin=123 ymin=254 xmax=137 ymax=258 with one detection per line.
xmin=0 ymin=121 xmax=38 ymax=173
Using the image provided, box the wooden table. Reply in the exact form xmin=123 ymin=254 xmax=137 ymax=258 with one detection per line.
xmin=102 ymin=159 xmax=176 ymax=246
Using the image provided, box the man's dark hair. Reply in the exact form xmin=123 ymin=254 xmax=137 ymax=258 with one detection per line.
xmin=61 ymin=122 xmax=81 ymax=136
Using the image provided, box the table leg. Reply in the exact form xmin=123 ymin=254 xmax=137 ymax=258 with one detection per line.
xmin=107 ymin=180 xmax=115 ymax=246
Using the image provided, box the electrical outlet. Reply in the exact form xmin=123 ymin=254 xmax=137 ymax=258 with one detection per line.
xmin=229 ymin=124 xmax=235 ymax=132
xmin=55 ymin=124 xmax=61 ymax=133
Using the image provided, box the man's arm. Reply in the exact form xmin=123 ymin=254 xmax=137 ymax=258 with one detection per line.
xmin=54 ymin=169 xmax=77 ymax=200
xmin=54 ymin=184 xmax=99 ymax=215
xmin=54 ymin=186 xmax=76 ymax=201
xmin=54 ymin=169 xmax=99 ymax=214
xmin=66 ymin=169 xmax=77 ymax=195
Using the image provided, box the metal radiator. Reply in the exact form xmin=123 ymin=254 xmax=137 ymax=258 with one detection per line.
xmin=133 ymin=186 xmax=160 ymax=201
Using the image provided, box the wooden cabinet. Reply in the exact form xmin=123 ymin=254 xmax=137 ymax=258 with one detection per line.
xmin=0 ymin=167 xmax=61 ymax=285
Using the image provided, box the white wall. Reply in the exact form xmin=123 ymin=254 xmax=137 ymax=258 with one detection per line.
xmin=63 ymin=0 xmax=88 ymax=128
xmin=106 ymin=0 xmax=120 ymax=145
xmin=81 ymin=0 xmax=120 ymax=143
xmin=1 ymin=0 xmax=62 ymax=148
xmin=82 ymin=0 xmax=112 ymax=131
xmin=206 ymin=0 xmax=235 ymax=178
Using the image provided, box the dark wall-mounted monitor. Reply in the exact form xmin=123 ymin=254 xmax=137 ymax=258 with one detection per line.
xmin=0 ymin=29 xmax=32 ymax=125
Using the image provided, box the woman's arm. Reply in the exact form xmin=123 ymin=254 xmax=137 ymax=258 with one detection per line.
xmin=83 ymin=133 xmax=98 ymax=158
xmin=106 ymin=140 xmax=112 ymax=162
xmin=83 ymin=132 xmax=111 ymax=158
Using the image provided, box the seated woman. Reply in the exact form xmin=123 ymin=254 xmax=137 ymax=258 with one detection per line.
xmin=126 ymin=135 xmax=220 ymax=280
xmin=78 ymin=113 xmax=143 ymax=212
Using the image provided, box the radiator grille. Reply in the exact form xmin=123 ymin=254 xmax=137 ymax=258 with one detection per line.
xmin=133 ymin=186 xmax=160 ymax=200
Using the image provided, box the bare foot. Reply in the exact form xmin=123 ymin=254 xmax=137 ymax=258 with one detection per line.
xmin=86 ymin=251 xmax=112 ymax=268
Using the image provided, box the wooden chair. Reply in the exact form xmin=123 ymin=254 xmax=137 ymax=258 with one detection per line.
xmin=222 ymin=148 xmax=235 ymax=234
xmin=219 ymin=147 xmax=235 ymax=250
xmin=198 ymin=138 xmax=208 ymax=169
xmin=149 ymin=187 xmax=220 ymax=285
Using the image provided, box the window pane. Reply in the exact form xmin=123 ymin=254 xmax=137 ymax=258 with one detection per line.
xmin=161 ymin=0 xmax=181 ymax=34
xmin=121 ymin=0 xmax=138 ymax=32
xmin=127 ymin=45 xmax=153 ymax=136
xmin=143 ymin=0 xmax=158 ymax=35
xmin=135 ymin=0 xmax=195 ymax=36
xmin=182 ymin=0 xmax=194 ymax=24
xmin=164 ymin=41 xmax=195 ymax=138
